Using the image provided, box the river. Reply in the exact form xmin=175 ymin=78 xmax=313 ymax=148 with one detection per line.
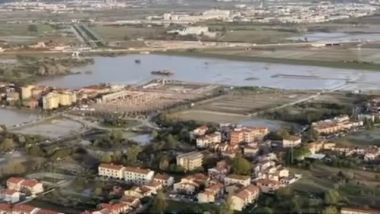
xmin=37 ymin=54 xmax=380 ymax=91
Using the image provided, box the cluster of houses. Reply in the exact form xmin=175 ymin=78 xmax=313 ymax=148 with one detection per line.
xmin=0 ymin=81 xmax=126 ymax=111
xmin=193 ymin=125 xmax=273 ymax=158
xmin=0 ymin=177 xmax=44 ymax=204
xmin=95 ymin=138 xmax=298 ymax=213
xmin=92 ymin=164 xmax=174 ymax=213
xmin=311 ymin=115 xmax=363 ymax=136
xmin=0 ymin=177 xmax=55 ymax=213
xmin=0 ymin=204 xmax=61 ymax=214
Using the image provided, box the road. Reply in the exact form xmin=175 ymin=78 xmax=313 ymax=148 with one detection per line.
xmin=249 ymin=82 xmax=351 ymax=117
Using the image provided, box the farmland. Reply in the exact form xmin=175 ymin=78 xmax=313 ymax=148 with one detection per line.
xmin=167 ymin=88 xmax=312 ymax=123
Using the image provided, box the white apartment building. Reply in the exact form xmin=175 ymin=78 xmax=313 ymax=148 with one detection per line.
xmin=98 ymin=163 xmax=125 ymax=179
xmin=124 ymin=167 xmax=155 ymax=185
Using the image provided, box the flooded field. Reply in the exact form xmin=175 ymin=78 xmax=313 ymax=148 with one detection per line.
xmin=0 ymin=108 xmax=40 ymax=127
xmin=12 ymin=117 xmax=84 ymax=138
xmin=37 ymin=54 xmax=380 ymax=91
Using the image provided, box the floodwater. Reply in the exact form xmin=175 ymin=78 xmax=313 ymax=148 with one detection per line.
xmin=37 ymin=54 xmax=380 ymax=91
xmin=0 ymin=108 xmax=39 ymax=127
xmin=289 ymin=32 xmax=380 ymax=43
xmin=239 ymin=118 xmax=301 ymax=131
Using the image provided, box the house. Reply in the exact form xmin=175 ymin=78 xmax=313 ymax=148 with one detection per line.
xmin=98 ymin=163 xmax=124 ymax=179
xmin=20 ymin=179 xmax=44 ymax=195
xmin=0 ymin=203 xmax=12 ymax=214
xmin=255 ymin=179 xmax=280 ymax=193
xmin=230 ymin=185 xmax=260 ymax=211
xmin=6 ymin=177 xmax=24 ymax=191
xmin=197 ymin=182 xmax=224 ymax=203
xmin=6 ymin=177 xmax=44 ymax=195
xmin=307 ymin=142 xmax=324 ymax=154
xmin=311 ymin=115 xmax=363 ymax=135
xmin=208 ymin=160 xmax=231 ymax=181
xmin=12 ymin=204 xmax=39 ymax=214
xmin=176 ymin=151 xmax=203 ymax=171
xmin=191 ymin=125 xmax=208 ymax=137
xmin=124 ymin=186 xmax=153 ymax=198
xmin=174 ymin=173 xmax=209 ymax=195
xmin=120 ymin=196 xmax=141 ymax=209
xmin=0 ymin=189 xmax=20 ymax=203
xmin=243 ymin=143 xmax=259 ymax=157
xmin=224 ymin=174 xmax=251 ymax=187
xmin=124 ymin=167 xmax=155 ymax=185
xmin=93 ymin=202 xmax=130 ymax=214
xmin=230 ymin=127 xmax=269 ymax=145
xmin=282 ymin=136 xmax=302 ymax=148
xmin=340 ymin=207 xmax=380 ymax=214
xmin=153 ymin=173 xmax=174 ymax=187
xmin=196 ymin=132 xmax=222 ymax=148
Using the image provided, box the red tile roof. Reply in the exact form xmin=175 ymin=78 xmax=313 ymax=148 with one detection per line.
xmin=0 ymin=203 xmax=12 ymax=212
xmin=13 ymin=204 xmax=37 ymax=213
xmin=21 ymin=179 xmax=41 ymax=188
xmin=7 ymin=177 xmax=24 ymax=185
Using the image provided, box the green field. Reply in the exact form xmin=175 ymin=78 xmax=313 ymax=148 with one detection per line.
xmin=290 ymin=164 xmax=380 ymax=208
xmin=333 ymin=127 xmax=380 ymax=147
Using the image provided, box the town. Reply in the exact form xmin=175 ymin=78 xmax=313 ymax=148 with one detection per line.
xmin=0 ymin=0 xmax=380 ymax=213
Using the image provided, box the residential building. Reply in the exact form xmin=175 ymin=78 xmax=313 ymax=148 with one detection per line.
xmin=230 ymin=127 xmax=269 ymax=145
xmin=196 ymin=132 xmax=222 ymax=148
xmin=230 ymin=185 xmax=260 ymax=211
xmin=124 ymin=166 xmax=155 ymax=185
xmin=341 ymin=207 xmax=380 ymax=214
xmin=92 ymin=203 xmax=130 ymax=214
xmin=173 ymin=173 xmax=208 ymax=195
xmin=176 ymin=151 xmax=203 ymax=171
xmin=282 ymin=136 xmax=302 ymax=148
xmin=58 ymin=91 xmax=77 ymax=106
xmin=191 ymin=125 xmax=208 ymax=137
xmin=243 ymin=143 xmax=259 ymax=157
xmin=312 ymin=115 xmax=363 ymax=135
xmin=12 ymin=204 xmax=40 ymax=214
xmin=197 ymin=182 xmax=224 ymax=203
xmin=224 ymin=174 xmax=251 ymax=187
xmin=153 ymin=173 xmax=174 ymax=187
xmin=98 ymin=163 xmax=125 ymax=180
xmin=6 ymin=177 xmax=44 ymax=195
xmin=255 ymin=179 xmax=280 ymax=193
xmin=21 ymin=85 xmax=35 ymax=100
xmin=0 ymin=189 xmax=20 ymax=203
xmin=42 ymin=92 xmax=60 ymax=110
xmin=208 ymin=160 xmax=231 ymax=181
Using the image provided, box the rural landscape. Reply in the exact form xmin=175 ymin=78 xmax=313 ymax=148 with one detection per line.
xmin=0 ymin=0 xmax=380 ymax=213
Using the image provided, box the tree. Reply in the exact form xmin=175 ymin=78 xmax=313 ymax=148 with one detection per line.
xmin=219 ymin=196 xmax=233 ymax=214
xmin=232 ymin=154 xmax=252 ymax=175
xmin=150 ymin=191 xmax=167 ymax=214
xmin=101 ymin=154 xmax=112 ymax=163
xmin=0 ymin=138 xmax=16 ymax=152
xmin=111 ymin=129 xmax=124 ymax=143
xmin=164 ymin=134 xmax=177 ymax=150
xmin=126 ymin=145 xmax=142 ymax=164
xmin=322 ymin=206 xmax=338 ymax=214
xmin=159 ymin=156 xmax=170 ymax=171
xmin=324 ymin=190 xmax=341 ymax=205
xmin=28 ymin=24 xmax=38 ymax=33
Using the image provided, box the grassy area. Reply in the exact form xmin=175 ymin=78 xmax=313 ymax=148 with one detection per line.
xmin=290 ymin=164 xmax=380 ymax=208
xmin=333 ymin=127 xmax=380 ymax=147
xmin=166 ymin=200 xmax=219 ymax=213
xmin=91 ymin=25 xmax=166 ymax=42
xmin=0 ymin=23 xmax=54 ymax=37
